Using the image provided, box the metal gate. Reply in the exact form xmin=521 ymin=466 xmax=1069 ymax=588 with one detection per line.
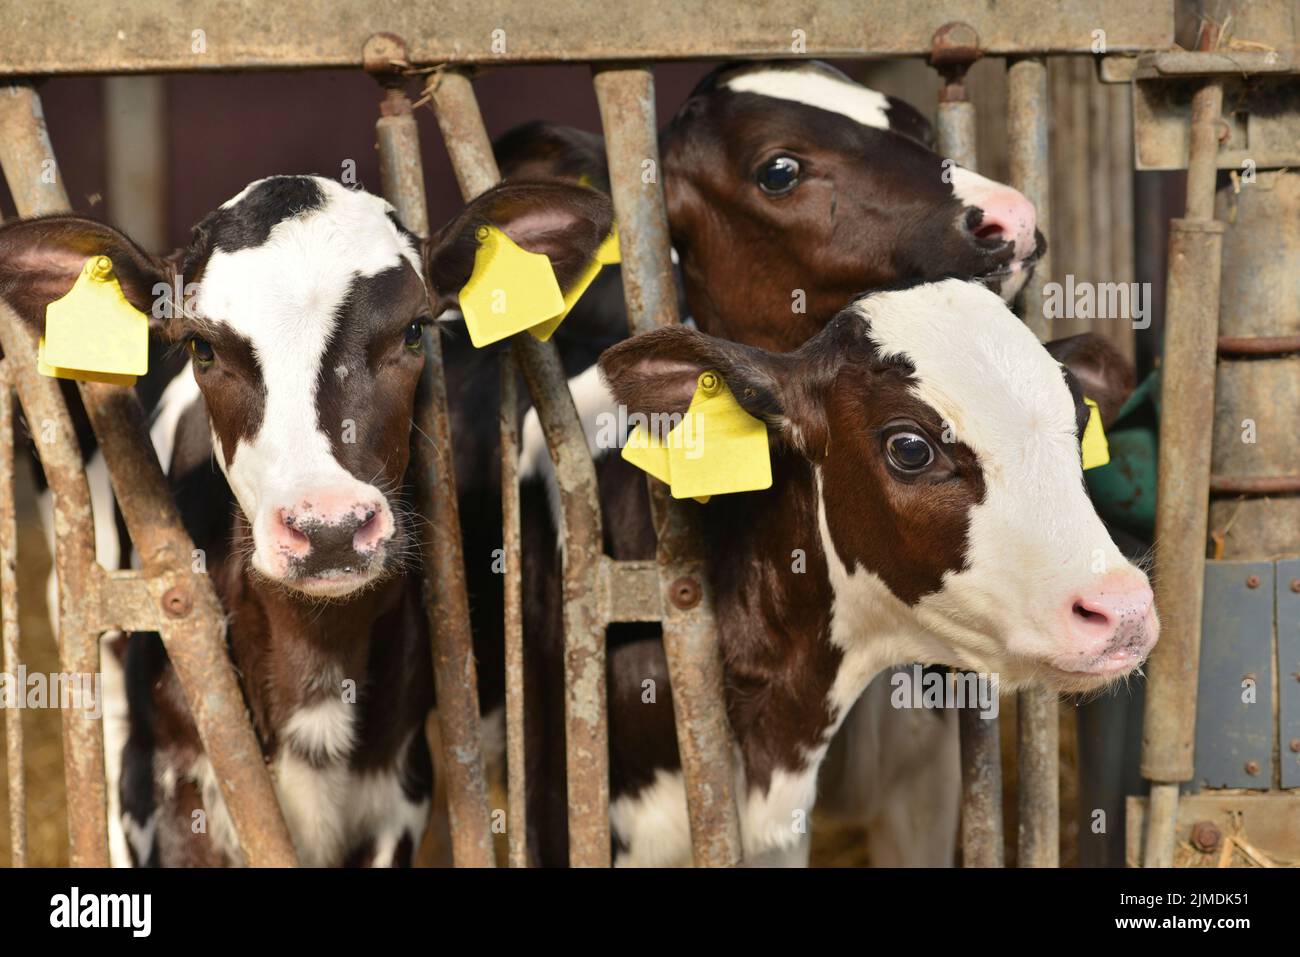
xmin=0 ymin=0 xmax=1293 ymax=868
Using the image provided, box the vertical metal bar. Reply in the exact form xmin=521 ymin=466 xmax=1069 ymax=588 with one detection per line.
xmin=499 ymin=351 xmax=527 ymax=868
xmin=104 ymin=75 xmax=167 ymax=253
xmin=935 ymin=65 xmax=1007 ymax=869
xmin=1007 ymin=56 xmax=1053 ymax=340
xmin=1006 ymin=56 xmax=1060 ymax=868
xmin=426 ymin=68 xmax=612 ymax=867
xmin=77 ymin=382 xmax=299 ymax=867
xmin=368 ymin=48 xmax=496 ymax=868
xmin=592 ymin=63 xmax=742 ymax=868
xmin=1016 ymin=687 xmax=1059 ymax=866
xmin=0 ymin=81 xmax=297 ymax=868
xmin=0 ymin=82 xmax=71 ymax=215
xmin=0 ymin=372 xmax=25 ymax=867
xmin=1141 ymin=40 xmax=1226 ymax=867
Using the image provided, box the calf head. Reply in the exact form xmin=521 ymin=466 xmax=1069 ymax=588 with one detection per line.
xmin=600 ymin=279 xmax=1156 ymax=692
xmin=0 ymin=176 xmax=611 ymax=599
xmin=662 ymin=61 xmax=1045 ymax=351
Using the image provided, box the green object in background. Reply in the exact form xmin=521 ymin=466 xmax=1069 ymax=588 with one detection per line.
xmin=1085 ymin=370 xmax=1161 ymax=542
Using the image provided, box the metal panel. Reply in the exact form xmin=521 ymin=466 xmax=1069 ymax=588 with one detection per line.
xmin=0 ymin=1 xmax=1175 ymax=76
xmin=1133 ymin=76 xmax=1300 ymax=171
xmin=1280 ymin=559 xmax=1300 ymax=790
xmin=1194 ymin=560 xmax=1274 ymax=789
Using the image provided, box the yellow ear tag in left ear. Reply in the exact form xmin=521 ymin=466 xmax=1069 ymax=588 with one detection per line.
xmin=621 ymin=423 xmax=673 ymax=485
xmin=40 ymin=255 xmax=148 ymax=384
xmin=1081 ymin=396 xmax=1110 ymax=470
xmin=460 ymin=226 xmax=565 ymax=348
xmin=527 ymin=226 xmax=622 ymax=343
xmin=665 ymin=371 xmax=772 ymax=501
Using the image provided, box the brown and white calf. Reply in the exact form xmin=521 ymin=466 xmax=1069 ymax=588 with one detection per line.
xmin=553 ymin=278 xmax=1158 ymax=867
xmin=502 ymin=62 xmax=1051 ymax=864
xmin=0 ymin=174 xmax=613 ymax=866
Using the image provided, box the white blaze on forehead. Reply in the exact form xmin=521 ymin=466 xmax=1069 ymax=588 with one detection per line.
xmin=194 ymin=178 xmax=420 ymax=568
xmin=723 ymin=66 xmax=891 ymax=131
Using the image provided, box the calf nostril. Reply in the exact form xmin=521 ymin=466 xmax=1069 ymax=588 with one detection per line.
xmin=1072 ymin=601 xmax=1109 ymax=626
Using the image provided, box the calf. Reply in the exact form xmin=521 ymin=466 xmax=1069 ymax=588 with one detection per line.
xmin=499 ymin=62 xmax=1047 ymax=864
xmin=0 ymin=175 xmax=613 ymax=866
xmin=590 ymin=279 xmax=1157 ymax=865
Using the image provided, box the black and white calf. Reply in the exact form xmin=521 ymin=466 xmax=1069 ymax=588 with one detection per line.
xmin=559 ymin=278 xmax=1158 ymax=866
xmin=0 ymin=175 xmax=614 ymax=866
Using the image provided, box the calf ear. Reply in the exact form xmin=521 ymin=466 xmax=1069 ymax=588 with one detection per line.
xmin=423 ymin=181 xmax=613 ymax=313
xmin=598 ymin=325 xmax=795 ymax=429
xmin=1045 ymin=333 xmax=1137 ymax=428
xmin=0 ymin=216 xmax=173 ymax=340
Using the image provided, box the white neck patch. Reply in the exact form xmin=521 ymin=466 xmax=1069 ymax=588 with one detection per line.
xmin=723 ymin=67 xmax=891 ymax=131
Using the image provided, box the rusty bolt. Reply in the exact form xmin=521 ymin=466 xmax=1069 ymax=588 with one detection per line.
xmin=161 ymin=586 xmax=193 ymax=619
xmin=1190 ymin=820 xmax=1222 ymax=853
xmin=1290 ymin=578 xmax=1300 ymax=593
xmin=362 ymin=32 xmax=408 ymax=75
xmin=668 ymin=576 xmax=701 ymax=611
xmin=1244 ymin=759 xmax=1260 ymax=776
xmin=1289 ymin=738 xmax=1300 ymax=753
xmin=1246 ymin=574 xmax=1260 ymax=589
xmin=930 ymin=22 xmax=981 ymax=64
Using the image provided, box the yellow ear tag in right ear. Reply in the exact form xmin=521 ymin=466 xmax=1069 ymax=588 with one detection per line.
xmin=665 ymin=371 xmax=772 ymax=500
xmin=459 ymin=226 xmax=565 ymax=348
xmin=1081 ymin=396 xmax=1110 ymax=470
xmin=527 ymin=225 xmax=622 ymax=343
xmin=40 ymin=255 xmax=148 ymax=383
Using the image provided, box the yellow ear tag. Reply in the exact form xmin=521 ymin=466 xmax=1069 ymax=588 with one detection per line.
xmin=526 ymin=226 xmax=622 ymax=343
xmin=621 ymin=423 xmax=673 ymax=485
xmin=1081 ymin=396 xmax=1110 ymax=470
xmin=39 ymin=256 xmax=147 ymax=384
xmin=667 ymin=371 xmax=772 ymax=500
xmin=459 ymin=225 xmax=565 ymax=348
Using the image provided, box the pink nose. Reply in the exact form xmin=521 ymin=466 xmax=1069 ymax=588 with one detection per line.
xmin=265 ymin=492 xmax=393 ymax=575
xmin=966 ymin=188 xmax=1038 ymax=260
xmin=1067 ymin=575 xmax=1155 ymax=656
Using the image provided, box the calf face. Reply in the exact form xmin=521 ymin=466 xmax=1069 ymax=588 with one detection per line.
xmin=662 ymin=61 xmax=1045 ymax=351
xmin=599 ymin=279 xmax=1156 ymax=692
xmin=0 ymin=176 xmax=612 ymax=600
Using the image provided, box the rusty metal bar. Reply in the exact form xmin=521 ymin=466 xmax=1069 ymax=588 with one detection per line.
xmin=0 ymin=368 xmax=25 ymax=867
xmin=0 ymin=297 xmax=103 ymax=867
xmin=499 ymin=350 xmax=527 ymax=868
xmin=426 ymin=67 xmax=612 ymax=867
xmin=0 ymin=83 xmax=71 ymax=215
xmin=1141 ymin=34 xmax=1226 ymax=866
xmin=592 ymin=64 xmax=743 ymax=868
xmin=1217 ymin=334 xmax=1300 ymax=356
xmin=933 ymin=56 xmax=1009 ymax=869
xmin=1209 ymin=475 xmax=1300 ymax=495
xmin=1 ymin=81 xmax=297 ymax=867
xmin=369 ymin=36 xmax=496 ymax=870
xmin=1007 ymin=56 xmax=1053 ymax=340
xmin=0 ymin=2 xmax=1176 ymax=76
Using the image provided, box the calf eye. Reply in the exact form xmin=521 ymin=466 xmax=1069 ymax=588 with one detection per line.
xmin=188 ymin=336 xmax=214 ymax=367
xmin=757 ymin=156 xmax=800 ymax=195
xmin=885 ymin=432 xmax=934 ymax=473
xmin=403 ymin=320 xmax=425 ymax=351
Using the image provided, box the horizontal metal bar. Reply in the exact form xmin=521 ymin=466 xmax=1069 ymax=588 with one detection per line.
xmin=1135 ymin=50 xmax=1295 ymax=78
xmin=1210 ymin=474 xmax=1300 ymax=495
xmin=1218 ymin=334 xmax=1300 ymax=356
xmin=0 ymin=1 xmax=1175 ymax=76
